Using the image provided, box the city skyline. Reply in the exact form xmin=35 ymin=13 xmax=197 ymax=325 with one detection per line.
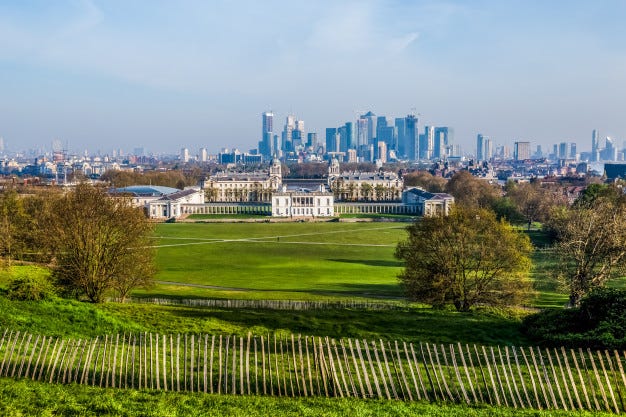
xmin=1 ymin=1 xmax=626 ymax=154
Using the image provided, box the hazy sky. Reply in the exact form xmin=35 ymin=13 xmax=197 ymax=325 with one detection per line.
xmin=2 ymin=0 xmax=626 ymax=155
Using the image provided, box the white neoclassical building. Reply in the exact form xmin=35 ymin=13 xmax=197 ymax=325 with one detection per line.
xmin=271 ymin=186 xmax=334 ymax=218
xmin=110 ymin=185 xmax=205 ymax=219
xmin=402 ymin=187 xmax=454 ymax=216
xmin=202 ymin=158 xmax=282 ymax=202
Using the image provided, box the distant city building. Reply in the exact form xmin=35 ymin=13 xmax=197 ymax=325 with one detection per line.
xmin=476 ymin=134 xmax=492 ymax=161
xmin=199 ymin=147 xmax=208 ymax=162
xmin=306 ymin=132 xmax=317 ymax=149
xmin=180 ymin=148 xmax=190 ymax=163
xmin=433 ymin=127 xmax=452 ymax=159
xmin=377 ymin=141 xmax=387 ymax=164
xmin=404 ymin=115 xmax=418 ymax=160
xmin=514 ymin=141 xmax=531 ymax=161
xmin=325 ymin=128 xmax=339 ymax=154
xmin=259 ymin=111 xmax=274 ymax=158
xmin=421 ymin=126 xmax=434 ymax=159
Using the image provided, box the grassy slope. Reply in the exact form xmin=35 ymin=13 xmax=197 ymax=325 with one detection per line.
xmin=0 ymin=378 xmax=610 ymax=417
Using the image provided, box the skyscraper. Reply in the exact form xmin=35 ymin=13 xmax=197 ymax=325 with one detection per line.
xmin=514 ymin=141 xmax=531 ymax=161
xmin=421 ymin=126 xmax=434 ymax=159
xmin=360 ymin=111 xmax=377 ymax=146
xmin=433 ymin=127 xmax=453 ymax=159
xmin=325 ymin=128 xmax=338 ymax=153
xmin=282 ymin=115 xmax=296 ymax=152
xmin=476 ymin=134 xmax=486 ymax=161
xmin=260 ymin=111 xmax=274 ymax=157
xmin=395 ymin=118 xmax=407 ymax=158
xmin=405 ymin=115 xmax=418 ymax=161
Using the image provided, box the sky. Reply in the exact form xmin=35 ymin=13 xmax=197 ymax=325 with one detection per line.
xmin=1 ymin=0 xmax=626 ymax=155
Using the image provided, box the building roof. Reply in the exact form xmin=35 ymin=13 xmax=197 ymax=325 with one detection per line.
xmin=112 ymin=185 xmax=180 ymax=196
xmin=156 ymin=188 xmax=199 ymax=201
xmin=404 ymin=187 xmax=454 ymax=201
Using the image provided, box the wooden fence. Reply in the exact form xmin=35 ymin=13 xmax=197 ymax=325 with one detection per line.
xmin=1 ymin=329 xmax=625 ymax=413
xmin=119 ymin=298 xmax=404 ymax=311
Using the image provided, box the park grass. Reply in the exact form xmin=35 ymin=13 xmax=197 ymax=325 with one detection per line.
xmin=0 ymin=378 xmax=610 ymax=417
xmin=152 ymin=223 xmax=406 ymax=300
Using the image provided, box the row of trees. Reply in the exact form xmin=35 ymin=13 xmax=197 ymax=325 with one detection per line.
xmin=0 ymin=185 xmax=155 ymax=302
xmin=396 ymin=172 xmax=626 ymax=311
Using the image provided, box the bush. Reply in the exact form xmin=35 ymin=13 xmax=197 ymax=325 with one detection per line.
xmin=522 ymin=288 xmax=626 ymax=349
xmin=7 ymin=275 xmax=55 ymax=301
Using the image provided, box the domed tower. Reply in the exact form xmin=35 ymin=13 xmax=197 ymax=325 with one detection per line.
xmin=328 ymin=158 xmax=340 ymax=177
xmin=269 ymin=158 xmax=282 ymax=189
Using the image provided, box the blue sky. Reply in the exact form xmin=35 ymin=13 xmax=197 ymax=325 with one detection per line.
xmin=1 ymin=0 xmax=626 ymax=155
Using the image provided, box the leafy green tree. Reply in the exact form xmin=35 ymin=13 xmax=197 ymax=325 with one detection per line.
xmin=48 ymin=184 xmax=155 ymax=303
xmin=547 ymin=195 xmax=626 ymax=307
xmin=395 ymin=206 xmax=533 ymax=311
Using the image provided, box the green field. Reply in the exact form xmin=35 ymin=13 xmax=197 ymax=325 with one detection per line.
xmin=1 ymin=378 xmax=609 ymax=417
xmin=149 ymin=223 xmax=407 ymax=301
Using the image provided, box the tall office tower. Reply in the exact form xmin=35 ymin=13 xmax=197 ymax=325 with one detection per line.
xmin=273 ymin=135 xmax=280 ymax=157
xmin=592 ymin=129 xmax=600 ymax=151
xmin=325 ymin=128 xmax=339 ymax=153
xmin=356 ymin=118 xmax=368 ymax=155
xmin=476 ymin=134 xmax=487 ymax=161
xmin=347 ymin=148 xmax=357 ymax=163
xmin=359 ymin=111 xmax=377 ymax=145
xmin=433 ymin=127 xmax=449 ymax=159
xmin=570 ymin=143 xmax=577 ymax=158
xmin=307 ymin=132 xmax=317 ymax=149
xmin=405 ymin=114 xmax=418 ymax=161
xmin=293 ymin=119 xmax=305 ymax=149
xmin=376 ymin=116 xmax=396 ymax=151
xmin=282 ymin=115 xmax=296 ymax=152
xmin=421 ymin=126 xmax=434 ymax=159
xmin=558 ymin=142 xmax=569 ymax=159
xmin=338 ymin=125 xmax=347 ymax=152
xmin=338 ymin=122 xmax=355 ymax=153
xmin=0 ymin=137 xmax=4 ymax=153
xmin=344 ymin=122 xmax=355 ymax=150
xmin=484 ymin=138 xmax=493 ymax=160
xmin=514 ymin=141 xmax=531 ymax=161
xmin=199 ymin=147 xmax=208 ymax=162
xmin=395 ymin=118 xmax=407 ymax=157
xmin=180 ymin=148 xmax=190 ymax=163
xmin=260 ymin=111 xmax=274 ymax=157
xmin=377 ymin=141 xmax=387 ymax=163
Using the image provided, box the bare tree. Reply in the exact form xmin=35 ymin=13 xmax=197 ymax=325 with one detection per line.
xmin=548 ymin=195 xmax=626 ymax=306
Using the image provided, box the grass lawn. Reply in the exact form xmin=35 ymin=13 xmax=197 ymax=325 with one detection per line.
xmin=151 ymin=223 xmax=407 ymax=300
xmin=0 ymin=378 xmax=609 ymax=417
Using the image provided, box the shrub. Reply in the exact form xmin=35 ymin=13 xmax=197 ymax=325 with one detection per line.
xmin=7 ymin=275 xmax=55 ymax=301
xmin=522 ymin=288 xmax=626 ymax=349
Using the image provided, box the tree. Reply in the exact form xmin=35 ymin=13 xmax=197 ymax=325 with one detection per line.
xmin=48 ymin=184 xmax=155 ymax=303
xmin=507 ymin=182 xmax=563 ymax=229
xmin=403 ymin=171 xmax=447 ymax=193
xmin=445 ymin=171 xmax=500 ymax=209
xmin=395 ymin=206 xmax=533 ymax=311
xmin=547 ymin=195 xmax=626 ymax=307
xmin=0 ymin=189 xmax=29 ymax=266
